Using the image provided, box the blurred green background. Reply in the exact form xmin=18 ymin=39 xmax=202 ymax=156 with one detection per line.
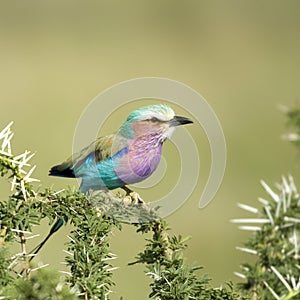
xmin=1 ymin=1 xmax=300 ymax=299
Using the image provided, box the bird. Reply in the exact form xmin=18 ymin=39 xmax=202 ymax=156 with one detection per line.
xmin=49 ymin=104 xmax=193 ymax=195
xmin=30 ymin=104 xmax=193 ymax=259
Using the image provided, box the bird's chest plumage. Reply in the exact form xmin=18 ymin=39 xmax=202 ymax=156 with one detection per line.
xmin=114 ymin=136 xmax=163 ymax=184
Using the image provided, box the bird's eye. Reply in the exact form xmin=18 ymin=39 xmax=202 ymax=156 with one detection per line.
xmin=150 ymin=117 xmax=160 ymax=122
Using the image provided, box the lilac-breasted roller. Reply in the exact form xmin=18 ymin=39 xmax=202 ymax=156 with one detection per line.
xmin=49 ymin=104 xmax=193 ymax=194
xmin=29 ymin=104 xmax=192 ymax=257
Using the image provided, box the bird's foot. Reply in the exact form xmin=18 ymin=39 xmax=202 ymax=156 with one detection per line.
xmin=123 ymin=191 xmax=145 ymax=205
xmin=121 ymin=186 xmax=145 ymax=205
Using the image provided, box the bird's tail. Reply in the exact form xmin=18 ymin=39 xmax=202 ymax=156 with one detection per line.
xmin=49 ymin=164 xmax=75 ymax=178
xmin=29 ymin=218 xmax=64 ymax=262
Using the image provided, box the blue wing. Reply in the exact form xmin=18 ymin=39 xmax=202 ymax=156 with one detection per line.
xmin=49 ymin=134 xmax=128 ymax=191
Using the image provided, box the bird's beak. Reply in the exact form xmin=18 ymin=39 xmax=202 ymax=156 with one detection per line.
xmin=169 ymin=116 xmax=193 ymax=127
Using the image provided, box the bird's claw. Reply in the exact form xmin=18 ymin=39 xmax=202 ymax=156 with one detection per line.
xmin=123 ymin=191 xmax=145 ymax=205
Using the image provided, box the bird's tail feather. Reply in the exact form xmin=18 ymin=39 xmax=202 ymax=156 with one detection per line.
xmin=49 ymin=164 xmax=75 ymax=178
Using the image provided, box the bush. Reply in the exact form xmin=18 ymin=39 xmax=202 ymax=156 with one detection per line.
xmin=1 ymin=111 xmax=299 ymax=299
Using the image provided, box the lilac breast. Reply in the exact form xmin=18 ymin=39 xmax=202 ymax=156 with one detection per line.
xmin=115 ymin=141 xmax=162 ymax=185
xmin=132 ymin=144 xmax=162 ymax=177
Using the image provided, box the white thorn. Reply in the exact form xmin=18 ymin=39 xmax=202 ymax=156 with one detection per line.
xmin=11 ymin=228 xmax=32 ymax=234
xmin=284 ymin=216 xmax=300 ymax=223
xmin=20 ymin=180 xmax=27 ymax=200
xmin=0 ymin=121 xmax=14 ymax=139
xmin=0 ymin=149 xmax=12 ymax=156
xmin=19 ymin=169 xmax=27 ymax=175
xmin=236 ymin=247 xmax=258 ymax=255
xmin=260 ymin=180 xmax=279 ymax=202
xmin=14 ymin=151 xmax=28 ymax=161
xmin=241 ymin=265 xmax=250 ymax=272
xmin=282 ymin=191 xmax=287 ymax=213
xmin=27 ymin=253 xmax=37 ymax=258
xmin=63 ymin=250 xmax=73 ymax=256
xmin=66 ymin=235 xmax=75 ymax=243
xmin=2 ymin=132 xmax=14 ymax=154
xmin=24 ymin=165 xmax=36 ymax=182
xmin=287 ymin=191 xmax=292 ymax=208
xmin=291 ymin=230 xmax=299 ymax=259
xmin=271 ymin=266 xmax=292 ymax=292
xmin=291 ymin=276 xmax=297 ymax=290
xmin=263 ymin=281 xmax=281 ymax=300
xmin=11 ymin=175 xmax=17 ymax=191
xmin=282 ymin=176 xmax=290 ymax=194
xmin=234 ymin=272 xmax=247 ymax=279
xmin=19 ymin=151 xmax=35 ymax=169
xmin=53 ymin=189 xmax=65 ymax=195
xmin=295 ymin=277 xmax=300 ymax=290
xmin=264 ymin=206 xmax=274 ymax=225
xmin=238 ymin=226 xmax=261 ymax=231
xmin=275 ymin=199 xmax=281 ymax=218
xmin=288 ymin=175 xmax=297 ymax=194
xmin=237 ymin=203 xmax=258 ymax=214
xmin=231 ymin=218 xmax=270 ymax=224
xmin=146 ymin=272 xmax=161 ymax=280
xmin=31 ymin=264 xmax=49 ymax=272
xmin=25 ymin=234 xmax=40 ymax=240
xmin=25 ymin=177 xmax=40 ymax=183
xmin=106 ymin=267 xmax=119 ymax=272
xmin=283 ymin=133 xmax=300 ymax=141
xmin=59 ymin=271 xmax=72 ymax=276
xmin=258 ymin=197 xmax=269 ymax=206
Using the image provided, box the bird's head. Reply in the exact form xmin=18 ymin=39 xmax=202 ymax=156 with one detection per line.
xmin=118 ymin=104 xmax=193 ymax=142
